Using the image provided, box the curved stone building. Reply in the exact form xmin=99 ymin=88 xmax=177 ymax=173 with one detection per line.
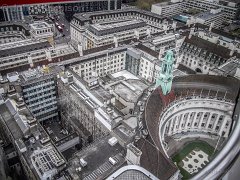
xmin=143 ymin=74 xmax=240 ymax=179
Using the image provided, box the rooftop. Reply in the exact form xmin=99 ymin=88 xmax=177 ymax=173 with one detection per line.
xmin=0 ymin=39 xmax=51 ymax=58
xmin=113 ymin=79 xmax=148 ymax=103
xmin=107 ymin=165 xmax=158 ymax=180
xmin=88 ymin=19 xmax=147 ymax=36
xmin=30 ymin=21 xmax=52 ymax=29
xmin=196 ymin=10 xmax=223 ymax=20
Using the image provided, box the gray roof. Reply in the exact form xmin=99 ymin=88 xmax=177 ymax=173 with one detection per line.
xmin=0 ymin=41 xmax=51 ymax=58
xmin=88 ymin=20 xmax=147 ymax=36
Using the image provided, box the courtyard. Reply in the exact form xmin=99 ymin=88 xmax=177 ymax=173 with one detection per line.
xmin=172 ymin=141 xmax=215 ymax=179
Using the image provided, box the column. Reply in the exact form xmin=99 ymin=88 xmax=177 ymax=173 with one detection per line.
xmin=198 ymin=112 xmax=205 ymax=129
xmin=28 ymin=55 xmax=33 ymax=67
xmin=173 ymin=116 xmax=177 ymax=133
xmin=191 ymin=112 xmax=198 ymax=128
xmin=206 ymin=113 xmax=213 ymax=130
xmin=78 ymin=43 xmax=83 ymax=56
xmin=219 ymin=116 xmax=228 ymax=136
xmin=45 ymin=49 xmax=52 ymax=62
xmin=108 ymin=0 xmax=110 ymax=10
xmin=179 ymin=114 xmax=184 ymax=130
xmin=168 ymin=119 xmax=173 ymax=136
xmin=184 ymin=113 xmax=190 ymax=129
xmin=212 ymin=114 xmax=219 ymax=132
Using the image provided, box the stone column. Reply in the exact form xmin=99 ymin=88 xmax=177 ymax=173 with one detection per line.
xmin=28 ymin=54 xmax=34 ymax=68
xmin=219 ymin=116 xmax=228 ymax=136
xmin=113 ymin=36 xmax=118 ymax=48
xmin=184 ymin=113 xmax=190 ymax=129
xmin=45 ymin=49 xmax=52 ymax=62
xmin=191 ymin=112 xmax=198 ymax=128
xmin=173 ymin=116 xmax=177 ymax=134
xmin=212 ymin=114 xmax=219 ymax=132
xmin=168 ymin=119 xmax=174 ymax=136
xmin=134 ymin=30 xmax=139 ymax=40
xmin=198 ymin=112 xmax=205 ymax=129
xmin=206 ymin=113 xmax=213 ymax=130
xmin=179 ymin=114 xmax=184 ymax=130
xmin=78 ymin=43 xmax=83 ymax=56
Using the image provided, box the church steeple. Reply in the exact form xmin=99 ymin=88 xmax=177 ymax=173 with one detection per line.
xmin=155 ymin=50 xmax=174 ymax=95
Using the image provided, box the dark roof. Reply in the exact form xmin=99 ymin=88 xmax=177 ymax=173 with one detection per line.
xmin=177 ymin=64 xmax=196 ymax=74
xmin=0 ymin=41 xmax=51 ymax=58
xmin=135 ymin=137 xmax=178 ymax=180
xmin=73 ymin=8 xmax=168 ymax=26
xmin=88 ymin=20 xmax=147 ymax=36
xmin=194 ymin=23 xmax=240 ymax=41
xmin=135 ymin=43 xmax=158 ymax=58
xmin=184 ymin=35 xmax=232 ymax=59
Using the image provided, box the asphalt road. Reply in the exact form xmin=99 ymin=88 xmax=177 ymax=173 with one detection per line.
xmin=53 ymin=14 xmax=71 ymax=44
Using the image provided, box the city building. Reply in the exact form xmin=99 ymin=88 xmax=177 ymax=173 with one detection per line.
xmin=0 ymin=4 xmax=240 ymax=180
xmin=177 ymin=25 xmax=240 ymax=74
xmin=0 ymin=22 xmax=30 ymax=44
xmin=0 ymin=40 xmax=78 ymax=75
xmin=0 ymin=0 xmax=121 ymax=22
xmin=19 ymin=68 xmax=59 ymax=122
xmin=151 ymin=0 xmax=239 ymax=21
xmin=83 ymin=19 xmax=148 ymax=49
xmin=0 ymin=93 xmax=66 ymax=180
xmin=29 ymin=21 xmax=55 ymax=41
xmin=70 ymin=9 xmax=180 ymax=48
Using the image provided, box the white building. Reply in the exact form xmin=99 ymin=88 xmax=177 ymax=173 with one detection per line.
xmin=29 ymin=21 xmax=54 ymax=41
xmin=70 ymin=9 xmax=178 ymax=48
xmin=83 ymin=19 xmax=148 ymax=49
xmin=186 ymin=9 xmax=226 ymax=29
xmin=151 ymin=0 xmax=239 ymax=21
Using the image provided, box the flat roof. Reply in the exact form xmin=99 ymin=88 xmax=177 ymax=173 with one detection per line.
xmin=88 ymin=19 xmax=147 ymax=36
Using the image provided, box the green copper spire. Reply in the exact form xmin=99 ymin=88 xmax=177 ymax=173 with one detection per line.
xmin=155 ymin=50 xmax=174 ymax=95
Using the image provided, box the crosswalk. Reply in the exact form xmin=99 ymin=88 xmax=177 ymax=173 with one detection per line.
xmin=83 ymin=154 xmax=122 ymax=180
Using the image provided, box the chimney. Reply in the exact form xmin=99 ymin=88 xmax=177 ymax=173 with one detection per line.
xmin=229 ymin=42 xmax=236 ymax=56
xmin=45 ymin=49 xmax=52 ymax=62
xmin=188 ymin=27 xmax=195 ymax=39
xmin=113 ymin=36 xmax=118 ymax=48
xmin=146 ymin=29 xmax=151 ymax=38
xmin=159 ymin=47 xmax=165 ymax=60
xmin=172 ymin=21 xmax=177 ymax=31
xmin=209 ymin=22 xmax=214 ymax=32
xmin=134 ymin=30 xmax=139 ymax=40
xmin=78 ymin=43 xmax=83 ymax=56
xmin=28 ymin=54 xmax=34 ymax=68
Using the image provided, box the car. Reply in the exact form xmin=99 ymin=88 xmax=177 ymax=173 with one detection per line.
xmin=61 ymin=23 xmax=65 ymax=27
xmin=54 ymin=136 xmax=59 ymax=142
xmin=140 ymin=106 xmax=145 ymax=112
xmin=62 ymin=34 xmax=65 ymax=37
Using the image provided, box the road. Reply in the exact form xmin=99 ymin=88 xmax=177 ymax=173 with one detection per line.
xmin=52 ymin=14 xmax=71 ymax=44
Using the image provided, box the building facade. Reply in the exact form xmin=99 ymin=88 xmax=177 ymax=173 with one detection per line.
xmin=0 ymin=0 xmax=121 ymax=22
xmin=20 ymin=69 xmax=59 ymax=122
xmin=151 ymin=0 xmax=239 ymax=21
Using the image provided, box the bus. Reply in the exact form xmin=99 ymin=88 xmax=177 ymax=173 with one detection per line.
xmin=57 ymin=25 xmax=63 ymax=32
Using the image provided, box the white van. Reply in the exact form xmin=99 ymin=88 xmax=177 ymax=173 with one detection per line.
xmin=109 ymin=157 xmax=117 ymax=165
xmin=80 ymin=158 xmax=87 ymax=167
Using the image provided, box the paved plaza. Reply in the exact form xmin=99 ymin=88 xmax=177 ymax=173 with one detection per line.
xmin=181 ymin=148 xmax=209 ymax=174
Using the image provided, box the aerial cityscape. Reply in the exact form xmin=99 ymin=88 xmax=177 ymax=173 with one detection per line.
xmin=0 ymin=0 xmax=239 ymax=180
